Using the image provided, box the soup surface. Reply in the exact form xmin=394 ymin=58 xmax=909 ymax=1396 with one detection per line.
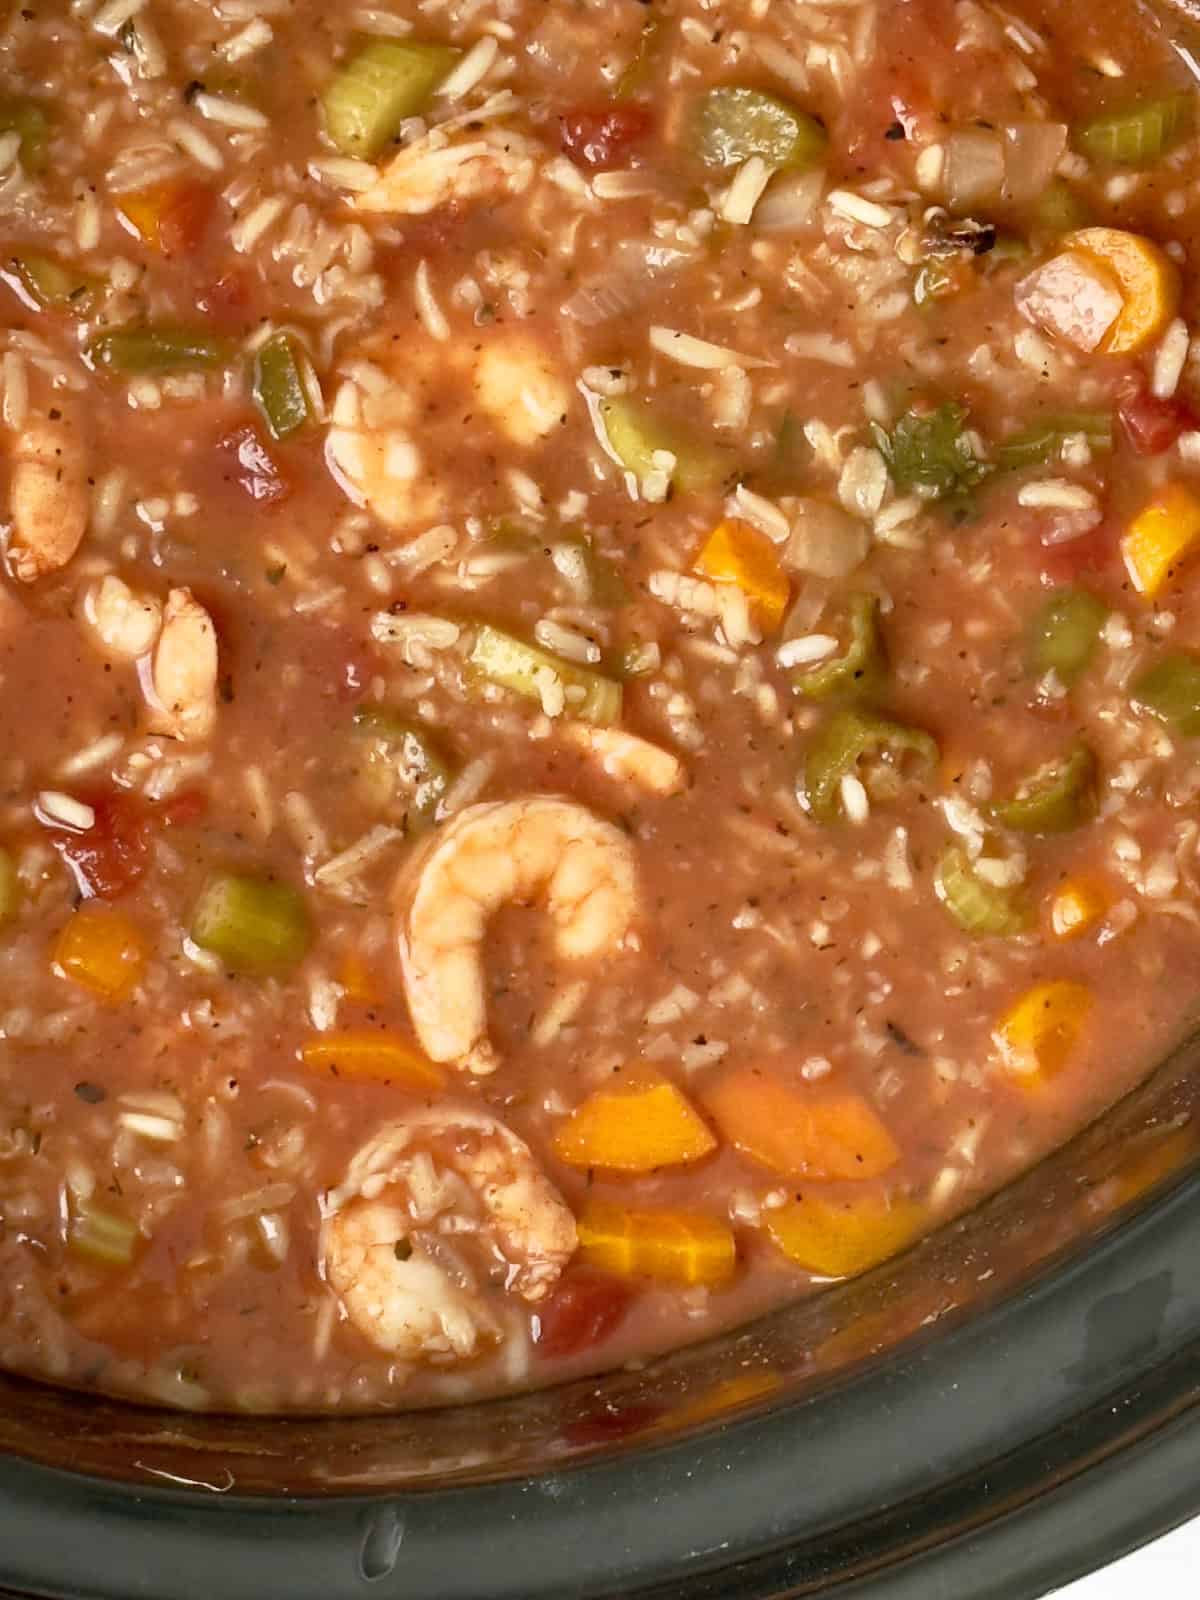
xmin=1 ymin=0 xmax=1200 ymax=1413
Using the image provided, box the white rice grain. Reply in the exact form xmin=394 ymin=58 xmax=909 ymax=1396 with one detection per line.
xmin=435 ymin=35 xmax=499 ymax=100
xmin=168 ymin=119 xmax=224 ymax=172
xmin=827 ymin=189 xmax=898 ymax=228
xmin=194 ymin=93 xmax=269 ymax=131
xmin=649 ymin=326 xmax=772 ymax=370
xmin=1151 ymin=317 xmax=1190 ymax=400
xmin=719 ymin=156 xmax=773 ymax=225
xmin=414 ymin=259 xmax=450 ymax=341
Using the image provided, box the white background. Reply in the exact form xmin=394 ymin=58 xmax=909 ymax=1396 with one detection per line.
xmin=1056 ymin=1519 xmax=1198 ymax=1596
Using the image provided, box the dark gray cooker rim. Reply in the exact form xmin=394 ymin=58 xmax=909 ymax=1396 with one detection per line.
xmin=0 ymin=1167 xmax=1197 ymax=1600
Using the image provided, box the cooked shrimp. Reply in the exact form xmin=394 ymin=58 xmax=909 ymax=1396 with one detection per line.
xmin=6 ymin=409 xmax=88 ymax=583
xmin=81 ymin=574 xmax=163 ymax=661
xmin=326 ymin=330 xmax=570 ymax=534
xmin=320 ymin=1107 xmax=576 ymax=1361
xmin=354 ymin=127 xmax=542 ymax=217
xmin=395 ymin=796 xmax=639 ymax=1074
xmin=560 ymin=724 xmax=687 ymax=796
xmin=143 ymin=586 xmax=218 ymax=742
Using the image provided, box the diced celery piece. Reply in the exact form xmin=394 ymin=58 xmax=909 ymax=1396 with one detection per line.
xmin=5 ymin=253 xmax=97 ymax=316
xmin=600 ymin=396 xmax=726 ymax=494
xmin=1074 ymin=93 xmax=1192 ymax=167
xmin=469 ymin=623 xmax=622 ymax=726
xmin=321 ymin=40 xmax=460 ymax=160
xmin=0 ymin=97 xmax=49 ymax=172
xmin=90 ymin=326 xmax=231 ymax=374
xmin=0 ymin=847 xmax=19 ymax=929
xmin=68 ymin=1202 xmax=139 ymax=1267
xmin=694 ymin=86 xmax=827 ymax=171
xmin=252 ymin=333 xmax=311 ymax=440
xmin=191 ymin=874 xmax=312 ymax=975
xmin=935 ymin=846 xmax=1029 ymax=936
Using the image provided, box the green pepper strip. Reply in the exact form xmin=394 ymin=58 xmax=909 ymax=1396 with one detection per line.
xmin=4 ymin=254 xmax=97 ymax=316
xmin=1131 ymin=652 xmax=1200 ymax=736
xmin=90 ymin=326 xmax=231 ymax=375
xmin=995 ymin=412 xmax=1113 ymax=472
xmin=794 ymin=593 xmax=883 ymax=701
xmin=353 ymin=707 xmax=452 ymax=826
xmin=992 ymin=741 xmax=1097 ymax=834
xmin=252 ymin=333 xmax=311 ymax=441
xmin=0 ymin=97 xmax=49 ymax=172
xmin=1025 ymin=588 xmax=1109 ymax=685
xmin=804 ymin=708 xmax=938 ymax=822
xmin=935 ymin=845 xmax=1030 ymax=937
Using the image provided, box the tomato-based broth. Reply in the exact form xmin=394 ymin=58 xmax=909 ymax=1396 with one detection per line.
xmin=1 ymin=0 xmax=1199 ymax=1413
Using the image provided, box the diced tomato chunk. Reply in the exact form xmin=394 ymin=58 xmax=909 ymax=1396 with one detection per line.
xmin=158 ymin=182 xmax=216 ymax=259
xmin=1038 ymin=520 xmax=1118 ymax=584
xmin=532 ymin=1269 xmax=634 ymax=1359
xmin=559 ymin=105 xmax=652 ymax=170
xmin=50 ymin=794 xmax=151 ymax=901
xmin=1117 ymin=380 xmax=1192 ymax=456
xmin=217 ymin=424 xmax=290 ymax=506
xmin=197 ymin=268 xmax=256 ymax=329
xmin=48 ymin=789 xmax=207 ymax=900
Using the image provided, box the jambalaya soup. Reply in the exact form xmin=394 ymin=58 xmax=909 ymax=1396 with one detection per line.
xmin=2 ymin=0 xmax=1200 ymax=1413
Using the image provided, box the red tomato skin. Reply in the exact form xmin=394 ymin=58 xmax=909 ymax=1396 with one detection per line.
xmin=559 ymin=106 xmax=652 ymax=170
xmin=1117 ymin=381 xmax=1191 ymax=457
xmin=158 ymin=182 xmax=215 ymax=259
xmin=531 ymin=1271 xmax=634 ymax=1359
xmin=50 ymin=794 xmax=150 ymax=900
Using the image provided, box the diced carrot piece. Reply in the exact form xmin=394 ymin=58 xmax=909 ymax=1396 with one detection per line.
xmin=338 ymin=951 xmax=382 ymax=1004
xmin=299 ymin=1029 xmax=444 ymax=1089
xmin=993 ymin=980 xmax=1092 ymax=1083
xmin=766 ymin=1194 xmax=925 ymax=1278
xmin=1067 ymin=227 xmax=1180 ymax=354
xmin=703 ymin=1067 xmax=900 ymax=1180
xmin=53 ymin=905 xmax=148 ymax=1002
xmin=694 ymin=519 xmax=790 ymax=632
xmin=1120 ymin=482 xmax=1200 ymax=597
xmin=553 ymin=1070 xmax=717 ymax=1172
xmin=576 ymin=1199 xmax=737 ymax=1286
xmin=1048 ymin=876 xmax=1110 ymax=940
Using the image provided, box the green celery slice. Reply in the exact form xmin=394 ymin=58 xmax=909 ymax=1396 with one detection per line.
xmin=803 ymin=708 xmax=938 ymax=822
xmin=0 ymin=847 xmax=20 ymax=929
xmin=935 ymin=846 xmax=1029 ymax=936
xmin=1074 ymin=93 xmax=1193 ymax=167
xmin=191 ymin=874 xmax=312 ymax=975
xmin=0 ymin=97 xmax=49 ymax=172
xmin=252 ymin=333 xmax=311 ymax=440
xmin=90 ymin=326 xmax=231 ymax=375
xmin=68 ymin=1202 xmax=139 ymax=1266
xmin=1025 ymin=589 xmax=1108 ymax=684
xmin=352 ymin=707 xmax=452 ymax=826
xmin=693 ymin=86 xmax=828 ymax=170
xmin=600 ymin=396 xmax=726 ymax=494
xmin=793 ymin=593 xmax=884 ymax=701
xmin=1131 ymin=652 xmax=1200 ymax=736
xmin=321 ymin=40 xmax=461 ymax=160
xmin=992 ymin=742 xmax=1097 ymax=834
xmin=469 ymin=624 xmax=622 ymax=726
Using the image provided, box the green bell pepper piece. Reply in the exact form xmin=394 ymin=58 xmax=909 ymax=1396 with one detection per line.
xmin=1026 ymin=589 xmax=1108 ymax=684
xmin=91 ymin=326 xmax=231 ymax=375
xmin=803 ymin=708 xmax=938 ymax=822
xmin=793 ymin=593 xmax=884 ymax=701
xmin=992 ymin=741 xmax=1097 ymax=834
xmin=1131 ymin=652 xmax=1200 ymax=736
xmin=252 ymin=333 xmax=311 ymax=440
xmin=693 ymin=86 xmax=828 ymax=171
